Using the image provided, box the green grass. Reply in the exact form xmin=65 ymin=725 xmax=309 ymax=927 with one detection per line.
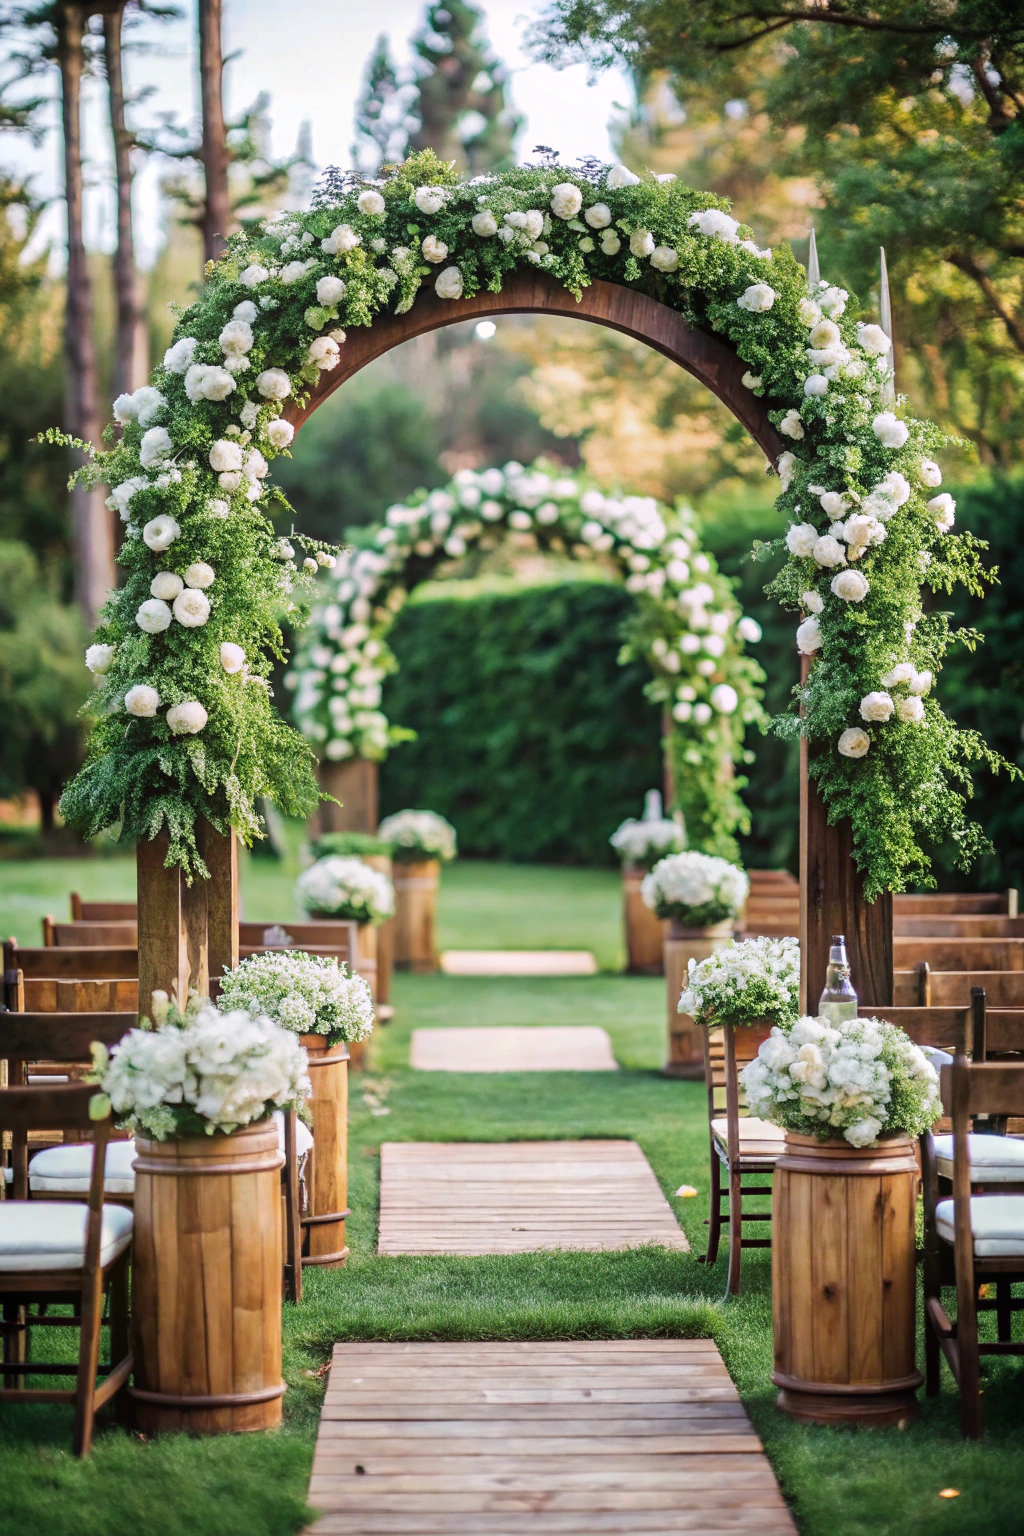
xmin=2 ymin=854 xmax=1024 ymax=1534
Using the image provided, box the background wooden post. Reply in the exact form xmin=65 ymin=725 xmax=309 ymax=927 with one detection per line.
xmin=136 ymin=830 xmax=209 ymax=1015
xmin=201 ymin=822 xmax=238 ymax=998
xmin=317 ymin=759 xmax=379 ymax=834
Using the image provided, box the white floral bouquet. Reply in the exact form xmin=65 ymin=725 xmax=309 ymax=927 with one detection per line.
xmin=741 ymin=1014 xmax=941 ymax=1149
xmin=610 ymin=791 xmax=686 ymax=869
xmin=378 ymin=808 xmax=457 ymax=864
xmin=641 ymin=851 xmax=748 ymax=927
xmin=92 ymin=993 xmax=311 ymax=1141
xmin=295 ymin=855 xmax=395 ymax=923
xmin=218 ymin=950 xmax=374 ymax=1046
xmin=679 ymin=936 xmax=800 ymax=1029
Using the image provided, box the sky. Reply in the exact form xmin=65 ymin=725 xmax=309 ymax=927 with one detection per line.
xmin=1 ymin=0 xmax=634 ymax=267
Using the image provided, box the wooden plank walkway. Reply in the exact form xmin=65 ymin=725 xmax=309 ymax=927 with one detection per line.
xmin=378 ymin=1141 xmax=688 ymax=1256
xmin=305 ymin=1340 xmax=797 ymax=1534
xmin=410 ymin=1026 xmax=618 ymax=1073
xmin=440 ymin=951 xmax=598 ymax=976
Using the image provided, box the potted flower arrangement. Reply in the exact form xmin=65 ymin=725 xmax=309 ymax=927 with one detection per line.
xmin=641 ymin=851 xmax=748 ymax=1076
xmin=377 ymin=809 xmax=457 ymax=973
xmin=309 ymin=833 xmax=396 ymax=1011
xmin=609 ymin=789 xmax=685 ymax=975
xmin=218 ymin=951 xmax=373 ymax=1265
xmin=93 ymin=992 xmax=310 ymax=1434
xmin=742 ymin=1015 xmax=941 ymax=1427
xmin=295 ymin=854 xmax=395 ymax=925
xmin=679 ymin=935 xmax=800 ymax=1032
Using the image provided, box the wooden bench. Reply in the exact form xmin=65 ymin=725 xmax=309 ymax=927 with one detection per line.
xmin=45 ymin=919 xmax=138 ymax=947
xmin=895 ymin=967 xmax=1024 ymax=1007
xmin=894 ymin=916 xmax=1024 ymax=939
xmin=894 ymin=890 xmax=1018 ymax=917
xmin=893 ymin=938 xmax=1024 ymax=972
xmin=69 ymin=895 xmax=136 ymax=921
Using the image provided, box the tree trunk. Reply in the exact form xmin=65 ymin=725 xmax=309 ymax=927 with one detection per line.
xmin=58 ymin=1 xmax=115 ymax=625
xmin=103 ymin=1 xmax=148 ymax=398
xmin=37 ymin=788 xmax=56 ymax=837
xmin=198 ymin=0 xmax=233 ymax=264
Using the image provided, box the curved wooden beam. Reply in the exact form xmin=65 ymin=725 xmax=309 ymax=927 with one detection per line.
xmin=283 ymin=272 xmax=784 ymax=465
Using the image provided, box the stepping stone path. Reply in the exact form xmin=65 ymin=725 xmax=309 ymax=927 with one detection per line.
xmin=410 ymin=1025 xmax=618 ymax=1073
xmin=440 ymin=950 xmax=598 ymax=976
xmin=306 ymin=1339 xmax=797 ymax=1534
xmin=378 ymin=1141 xmax=688 ymax=1256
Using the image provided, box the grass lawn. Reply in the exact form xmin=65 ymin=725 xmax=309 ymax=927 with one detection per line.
xmin=1 ymin=851 xmax=1023 ymax=1535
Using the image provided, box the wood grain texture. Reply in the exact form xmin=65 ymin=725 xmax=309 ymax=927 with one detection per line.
xmin=378 ymin=1141 xmax=687 ymax=1257
xmin=409 ymin=1026 xmax=618 ymax=1073
xmin=304 ymin=1341 xmax=796 ymax=1534
xmin=301 ymin=1037 xmax=350 ymax=1267
xmin=136 ymin=831 xmax=207 ymax=1016
xmin=664 ymin=924 xmax=733 ymax=1079
xmin=894 ymin=970 xmax=1024 ymax=1007
xmin=393 ymin=860 xmax=439 ymax=974
xmin=622 ymin=869 xmax=666 ymax=976
xmin=202 ymin=822 xmax=238 ymax=994
xmin=317 ymin=757 xmax=379 ymax=834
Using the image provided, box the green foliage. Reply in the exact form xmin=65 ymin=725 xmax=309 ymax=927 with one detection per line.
xmin=311 ymin=831 xmax=392 ymax=858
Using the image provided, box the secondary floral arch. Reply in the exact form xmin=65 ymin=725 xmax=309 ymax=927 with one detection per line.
xmin=60 ymin=148 xmax=1011 ymax=891
xmin=286 ymin=461 xmax=765 ymax=854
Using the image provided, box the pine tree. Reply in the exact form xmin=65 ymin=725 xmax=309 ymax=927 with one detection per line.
xmin=352 ymin=33 xmax=417 ymax=174
xmin=410 ymin=1 xmax=521 ymax=173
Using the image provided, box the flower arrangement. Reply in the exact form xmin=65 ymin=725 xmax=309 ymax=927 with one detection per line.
xmin=92 ymin=992 xmax=310 ymax=1141
xmin=295 ymin=855 xmax=395 ymax=923
xmin=641 ymin=851 xmax=748 ymax=927
xmin=378 ymin=808 xmax=457 ymax=864
xmin=218 ymin=950 xmax=374 ymax=1046
xmin=741 ymin=1014 xmax=941 ymax=1149
xmin=610 ymin=789 xmax=686 ymax=869
xmin=679 ymin=935 xmax=800 ymax=1029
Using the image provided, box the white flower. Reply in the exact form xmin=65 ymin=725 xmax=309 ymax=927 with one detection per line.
xmin=125 ymin=684 xmax=159 ymax=716
xmin=876 ymin=470 xmax=911 ymax=506
xmin=107 ymin=476 xmax=149 ymax=521
xmin=209 ymin=438 xmax=243 ymax=473
xmin=843 ymin=513 xmax=886 ymax=553
xmin=927 ymin=492 xmax=956 ymax=532
xmin=650 ymin=244 xmax=679 ymax=272
xmin=897 ymin=695 xmax=926 ymax=723
xmin=136 ymin=597 xmax=172 ymax=633
xmin=233 ymin=300 xmax=257 ymax=323
xmin=819 ymin=491 xmax=849 ymax=517
xmin=218 ymin=319 xmax=253 ymax=357
xmin=184 ymin=363 xmax=236 ymax=402
xmin=256 ymin=368 xmax=291 ymax=400
xmin=610 ymin=813 xmax=685 ymax=864
xmin=777 ymin=451 xmax=798 ymax=491
xmin=182 ymin=561 xmax=215 ymax=590
xmin=779 ymin=409 xmax=805 ymax=440
xmin=316 ymin=275 xmax=346 ymax=306
xmin=857 ymin=323 xmax=891 ymax=356
xmin=239 ymin=400 xmax=259 ymax=430
xmin=219 ymin=471 xmax=242 ymax=492
xmin=265 ymin=418 xmax=294 ymax=450
xmin=599 ymin=230 xmax=621 ymax=255
xmin=838 ymin=727 xmax=870 ymax=758
xmin=687 ymin=208 xmax=739 ymax=241
xmin=804 ymin=373 xmax=829 ymax=397
xmin=741 ymin=371 xmax=762 ymax=390
xmin=786 ymin=522 xmax=819 ymax=558
xmin=919 ymin=459 xmax=942 ymax=488
xmin=206 ymin=497 xmax=231 ymax=519
xmin=85 ymin=642 xmax=115 ymax=674
xmin=629 ymin=230 xmax=655 ymax=257
xmin=307 ymin=335 xmax=341 ymax=371
xmin=150 ymin=571 xmax=183 ymax=602
xmin=166 ymin=700 xmax=208 ymax=734
xmin=321 ymin=225 xmax=361 ymax=255
xmin=710 ymin=683 xmax=739 ymax=714
xmin=737 ymin=616 xmax=762 ymax=642
xmin=550 ymin=182 xmax=583 ymax=219
xmin=694 ymin=702 xmax=713 ymax=723
xmin=641 ymin=850 xmax=748 ymax=922
xmin=813 ymin=535 xmax=846 ymax=568
xmin=238 ymin=263 xmax=270 ymax=287
xmin=471 ymin=210 xmax=498 ymax=236
xmin=831 ymin=569 xmax=870 ymax=602
xmin=607 ymin=164 xmax=640 ymax=188
xmin=798 ymin=298 xmax=821 ymax=327
xmin=421 ymin=234 xmax=448 ymax=264
xmin=819 ymin=286 xmax=848 ymax=318
xmin=113 ymin=385 xmax=166 ymax=427
xmin=860 ymin=691 xmax=894 ymax=722
xmin=584 ymin=203 xmax=612 ymax=229
xmin=142 ymin=515 xmax=181 ymax=552
xmin=163 ymin=337 xmax=198 ymax=373
xmin=172 ymin=587 xmax=211 ymax=628
xmin=737 ymin=282 xmax=775 ymax=312
xmin=802 ymin=590 xmax=824 ymax=615
xmin=220 ymin=642 xmax=245 ymax=674
xmin=808 ymin=319 xmax=841 ymax=350
xmin=243 ymin=448 xmax=268 ymax=481
xmin=872 ymin=411 xmax=909 ymax=448
xmin=296 ymin=855 xmax=395 ymax=922
xmin=435 ymin=265 xmax=464 ymax=300
xmin=796 ymin=615 xmax=822 ymax=654
xmin=881 ymin=662 xmax=915 ymax=688
xmin=139 ymin=426 xmax=172 ymax=468
xmin=357 ymin=189 xmax=386 ymax=216
xmin=414 ymin=186 xmax=446 ymax=215
xmin=909 ymin=669 xmax=933 ymax=696
xmin=378 ymin=809 xmax=458 ymax=862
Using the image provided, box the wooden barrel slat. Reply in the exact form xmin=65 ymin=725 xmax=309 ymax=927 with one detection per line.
xmin=393 ymin=859 xmax=440 ymax=974
xmin=622 ymin=869 xmax=666 ymax=975
xmin=664 ymin=921 xmax=734 ymax=1079
xmin=301 ymin=1036 xmax=349 ymax=1267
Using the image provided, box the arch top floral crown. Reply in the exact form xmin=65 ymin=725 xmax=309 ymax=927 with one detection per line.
xmin=56 ymin=148 xmax=1013 ymax=889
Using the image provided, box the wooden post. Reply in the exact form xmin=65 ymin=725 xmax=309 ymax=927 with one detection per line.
xmin=201 ymin=822 xmax=238 ymax=998
xmin=136 ymin=831 xmax=209 ymax=1016
xmin=317 ymin=759 xmax=378 ymax=834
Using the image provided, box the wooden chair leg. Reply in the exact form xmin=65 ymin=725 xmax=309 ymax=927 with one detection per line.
xmin=955 ymin=1263 xmax=982 ymax=1439
xmin=705 ymin=1148 xmax=722 ymax=1266
xmin=283 ymin=1110 xmax=302 ymax=1305
xmin=3 ymin=1299 xmax=26 ymax=1366
xmin=996 ymin=1278 xmax=1013 ymax=1342
xmin=924 ymin=1301 xmax=941 ymax=1396
xmin=726 ymin=1164 xmax=743 ymax=1297
xmin=72 ymin=1269 xmax=105 ymax=1457
xmin=107 ymin=1253 xmax=132 ymax=1424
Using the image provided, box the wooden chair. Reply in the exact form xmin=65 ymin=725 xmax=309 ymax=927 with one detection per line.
xmin=238 ymin=920 xmax=358 ymax=956
xmin=893 ymin=937 xmax=1024 ymax=972
xmin=700 ymin=1022 xmax=781 ymax=1296
xmin=894 ymin=890 xmax=1018 ymax=917
xmin=70 ymin=896 xmax=136 ymax=922
xmin=894 ymin=916 xmax=1024 ymax=940
xmin=44 ymin=919 xmax=137 ymax=947
xmin=0 ymin=1083 xmax=133 ymax=1455
xmin=922 ymin=1051 xmax=1024 ymax=1436
xmin=895 ymin=966 xmax=1024 ymax=1008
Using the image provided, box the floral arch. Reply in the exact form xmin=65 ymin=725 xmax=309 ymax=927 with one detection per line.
xmin=286 ymin=461 xmax=765 ymax=855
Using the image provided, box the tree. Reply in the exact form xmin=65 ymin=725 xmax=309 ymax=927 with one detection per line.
xmin=101 ymin=0 xmax=148 ymax=397
xmin=352 ymin=34 xmax=418 ymax=174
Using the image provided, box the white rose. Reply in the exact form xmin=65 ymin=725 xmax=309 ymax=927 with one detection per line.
xmin=919 ymin=459 xmax=942 ymax=488
xmin=206 ymin=497 xmax=231 ymax=518
xmin=857 ymin=323 xmax=891 ymax=355
xmin=265 ymin=418 xmax=294 ymax=449
xmin=693 ymin=702 xmax=712 ymax=724
xmin=243 ymin=448 xmax=268 ymax=481
xmin=813 ymin=535 xmax=846 ymax=568
xmin=737 ymin=282 xmax=775 ymax=312
xmin=777 ymin=451 xmax=798 ymax=491
xmin=435 ymin=265 xmax=464 ymax=300
xmin=599 ymin=230 xmax=621 ymax=255
xmin=316 ymin=275 xmax=346 ymax=306
xmin=238 ymin=264 xmax=269 ymax=287
xmin=183 ymin=561 xmax=215 ymax=589
xmin=163 ymin=337 xmax=197 ymax=373
xmin=687 ymin=208 xmax=739 ymax=241
xmin=550 ymin=182 xmax=583 ymax=219
xmin=357 ymin=189 xmax=386 ymax=216
xmin=139 ymin=426 xmax=172 ymax=468
xmin=125 ymin=684 xmax=160 ymax=716
xmin=233 ymin=300 xmax=257 ymax=323
xmin=142 ymin=515 xmax=180 ymax=552
xmin=607 ymin=164 xmax=640 ymax=188
xmin=819 ymin=491 xmax=849 ymax=518
xmin=421 ymin=234 xmax=448 ymax=264
xmin=218 ymin=318 xmax=253 ymax=357
xmin=584 ymin=203 xmax=612 ymax=229
xmin=628 ymin=230 xmax=655 ymax=258
xmin=219 ymin=471 xmax=242 ymax=492
xmin=150 ymin=570 xmax=184 ymax=601
xmin=881 ymin=662 xmax=915 ymax=688
xmin=414 ymin=186 xmax=446 ymax=215
xmin=786 ymin=522 xmax=819 ymax=558
xmin=307 ymin=336 xmax=341 ymax=371
xmin=737 ymin=616 xmax=762 ymax=642
xmin=256 ymin=368 xmax=291 ymax=401
xmin=819 ymin=285 xmax=848 ymax=318
xmin=859 ymin=691 xmax=894 ymax=722
xmin=802 ymin=590 xmax=824 ymax=615
xmin=831 ymin=569 xmax=870 ymax=602
xmin=85 ymin=642 xmax=115 ymax=674
xmin=136 ymin=597 xmax=172 ymax=633
xmin=843 ymin=513 xmax=885 ymax=551
xmin=172 ymin=587 xmax=211 ymax=627
xmin=927 ymin=492 xmax=956 ymax=532
xmin=909 ymin=669 xmax=933 ymax=696
xmin=876 ymin=470 xmax=911 ymax=506
xmin=471 ymin=210 xmax=498 ymax=236
xmin=797 ymin=298 xmax=821 ymax=327
xmin=321 ymin=225 xmax=361 ymax=255
xmin=779 ymin=409 xmax=805 ymax=440
xmin=872 ymin=411 xmax=909 ymax=448
xmin=651 ymin=244 xmax=679 ymax=272
xmin=808 ymin=319 xmax=841 ymax=350
xmin=897 ymin=695 xmax=926 ymax=722
xmin=184 ymin=363 xmax=235 ymax=402
xmin=710 ymin=683 xmax=739 ymax=714
xmin=838 ymin=727 xmax=870 ymax=758
xmin=796 ymin=615 xmax=822 ymax=654
xmin=220 ymin=642 xmax=245 ymax=674
xmin=209 ymin=438 xmax=243 ymax=473
xmin=741 ymin=371 xmax=762 ymax=390
xmin=166 ymin=701 xmax=208 ymax=735
xmin=804 ymin=373 xmax=829 ymax=397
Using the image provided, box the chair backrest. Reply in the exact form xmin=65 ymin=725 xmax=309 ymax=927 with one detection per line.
xmin=47 ymin=921 xmax=138 ymax=948
xmin=702 ymin=1024 xmax=772 ymax=1123
xmin=892 ymin=937 xmax=1024 ymax=971
xmin=940 ymin=1058 xmax=1024 ymax=1123
xmin=13 ymin=976 xmax=140 ymax=1013
xmin=70 ymin=895 xmax=137 ymax=921
xmin=0 ymin=1082 xmax=113 ymax=1210
xmin=4 ymin=941 xmax=138 ymax=981
xmin=237 ymin=920 xmax=357 ymax=961
xmin=868 ymin=1006 xmax=971 ymax=1052
xmin=0 ymin=1011 xmax=135 ymax=1065
xmin=747 ymin=870 xmax=798 ymax=890
xmin=894 ymin=969 xmax=1024 ymax=1007
xmin=894 ymin=916 xmax=1024 ymax=939
xmin=894 ymin=890 xmax=1018 ymax=917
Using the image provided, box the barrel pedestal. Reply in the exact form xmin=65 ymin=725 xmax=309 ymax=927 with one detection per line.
xmin=393 ymin=859 xmax=439 ymax=974
xmin=772 ymin=1132 xmax=921 ymax=1427
xmin=623 ymin=866 xmax=666 ymax=975
xmin=664 ymin=920 xmax=733 ymax=1078
xmin=300 ymin=1036 xmax=350 ymax=1267
xmin=130 ymin=1120 xmax=285 ymax=1434
xmin=361 ymin=852 xmax=394 ymax=1011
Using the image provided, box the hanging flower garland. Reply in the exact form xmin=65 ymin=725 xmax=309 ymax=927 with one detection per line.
xmin=286 ymin=462 xmax=765 ymax=855
xmin=56 ymin=147 xmax=1013 ymax=886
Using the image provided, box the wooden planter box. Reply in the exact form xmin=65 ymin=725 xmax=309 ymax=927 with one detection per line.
xmin=772 ymin=1131 xmax=922 ymax=1427
xmin=300 ymin=1036 xmax=350 ymax=1266
xmin=622 ymin=865 xmax=667 ymax=975
xmin=393 ymin=858 xmax=440 ymax=974
xmin=664 ymin=920 xmax=734 ymax=1078
xmin=130 ymin=1119 xmax=285 ymax=1434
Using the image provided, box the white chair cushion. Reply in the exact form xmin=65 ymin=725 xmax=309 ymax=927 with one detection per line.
xmin=920 ymin=1046 xmax=954 ymax=1069
xmin=29 ymin=1140 xmax=138 ymax=1195
xmin=712 ymin=1116 xmax=786 ymax=1150
xmin=273 ymin=1109 xmax=313 ymax=1158
xmin=933 ymin=1134 xmax=1024 ymax=1184
xmin=0 ymin=1202 xmax=133 ymax=1272
xmin=936 ymin=1195 xmax=1024 ymax=1257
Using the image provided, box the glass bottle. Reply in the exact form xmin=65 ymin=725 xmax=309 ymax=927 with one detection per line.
xmin=818 ymin=934 xmax=858 ymax=1024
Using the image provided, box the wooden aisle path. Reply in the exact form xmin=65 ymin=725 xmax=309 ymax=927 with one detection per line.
xmin=410 ymin=1025 xmax=618 ymax=1073
xmin=440 ymin=951 xmax=598 ymax=976
xmin=378 ymin=1141 xmax=688 ymax=1256
xmin=305 ymin=1340 xmax=797 ymax=1534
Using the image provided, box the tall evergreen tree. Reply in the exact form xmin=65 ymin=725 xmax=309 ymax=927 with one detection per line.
xmin=352 ymin=33 xmax=417 ymax=174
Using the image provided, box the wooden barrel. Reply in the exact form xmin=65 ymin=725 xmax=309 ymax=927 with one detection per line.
xmin=664 ymin=920 xmax=734 ymax=1078
xmin=300 ymin=1036 xmax=350 ymax=1266
xmin=622 ymin=866 xmax=666 ymax=975
xmin=130 ymin=1119 xmax=285 ymax=1434
xmin=393 ymin=858 xmax=439 ymax=973
xmin=772 ymin=1132 xmax=922 ymax=1427
xmin=317 ymin=757 xmax=378 ymax=834
xmin=361 ymin=853 xmax=394 ymax=1010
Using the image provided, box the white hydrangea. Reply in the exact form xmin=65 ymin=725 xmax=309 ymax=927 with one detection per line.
xmin=219 ymin=950 xmax=375 ymax=1045
xmin=609 ymin=811 xmax=685 ymax=866
xmin=679 ymin=936 xmax=800 ymax=1030
xmin=124 ymin=684 xmax=160 ymax=717
xmin=295 ymin=856 xmax=395 ymax=923
xmin=641 ymin=851 xmax=748 ymax=925
xmin=166 ymin=700 xmax=208 ymax=734
xmin=378 ymin=808 xmax=458 ymax=862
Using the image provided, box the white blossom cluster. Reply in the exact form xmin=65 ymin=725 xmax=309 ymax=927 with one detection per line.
xmin=378 ymin=808 xmax=458 ymax=863
xmin=741 ymin=1014 xmax=941 ymax=1148
xmin=679 ymin=936 xmax=800 ymax=1030
xmin=218 ymin=950 xmax=375 ymax=1045
xmin=295 ymin=855 xmax=396 ymax=923
xmin=609 ymin=815 xmax=685 ymax=867
xmin=641 ymin=850 xmax=749 ymax=926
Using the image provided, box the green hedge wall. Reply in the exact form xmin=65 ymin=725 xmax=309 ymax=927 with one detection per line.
xmin=379 ymin=582 xmax=663 ymax=864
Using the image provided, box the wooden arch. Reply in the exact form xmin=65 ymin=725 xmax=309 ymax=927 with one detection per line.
xmin=283 ymin=270 xmax=892 ymax=1012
